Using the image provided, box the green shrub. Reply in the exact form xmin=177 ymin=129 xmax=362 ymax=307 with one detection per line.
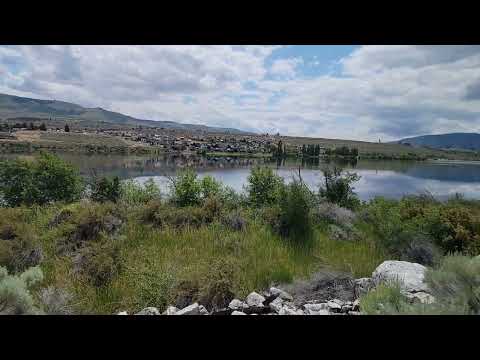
xmin=360 ymin=282 xmax=409 ymax=315
xmin=277 ymin=179 xmax=314 ymax=241
xmin=120 ymin=178 xmax=161 ymax=206
xmin=141 ymin=202 xmax=211 ymax=229
xmin=90 ymin=176 xmax=121 ymax=203
xmin=73 ymin=240 xmax=123 ymax=287
xmin=0 ymin=153 xmax=84 ymax=207
xmin=319 ymin=166 xmax=360 ymax=210
xmin=425 ymin=255 xmax=480 ymax=314
xmin=200 ymin=176 xmax=222 ymax=199
xmin=246 ymin=166 xmax=284 ymax=207
xmin=169 ymin=169 xmax=202 ymax=207
xmin=0 ymin=266 xmax=44 ymax=315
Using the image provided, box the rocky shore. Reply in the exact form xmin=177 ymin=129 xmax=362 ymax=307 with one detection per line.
xmin=118 ymin=260 xmax=435 ymax=316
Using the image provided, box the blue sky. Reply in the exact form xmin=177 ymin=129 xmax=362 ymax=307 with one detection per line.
xmin=1 ymin=45 xmax=480 ymax=141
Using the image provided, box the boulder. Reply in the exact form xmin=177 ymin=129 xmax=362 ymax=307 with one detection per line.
xmin=198 ymin=305 xmax=209 ymax=315
xmin=269 ymin=287 xmax=293 ymax=301
xmin=352 ymin=299 xmax=360 ymax=311
xmin=231 ymin=311 xmax=247 ymax=315
xmin=303 ymin=303 xmax=330 ymax=315
xmin=372 ymin=260 xmax=429 ymax=293
xmin=278 ymin=305 xmax=304 ymax=315
xmin=175 ymin=303 xmax=201 ymax=315
xmin=245 ymin=292 xmax=266 ymax=307
xmin=326 ymin=300 xmax=342 ymax=313
xmin=135 ymin=307 xmax=160 ymax=315
xmin=269 ymin=297 xmax=285 ymax=313
xmin=211 ymin=308 xmax=233 ymax=315
xmin=228 ymin=299 xmax=248 ymax=311
xmin=354 ymin=278 xmax=374 ymax=298
xmin=117 ymin=311 xmax=128 ymax=315
xmin=405 ymin=291 xmax=436 ymax=305
xmin=163 ymin=306 xmax=179 ymax=315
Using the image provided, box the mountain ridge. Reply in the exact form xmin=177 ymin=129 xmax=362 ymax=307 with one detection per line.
xmin=393 ymin=132 xmax=480 ymax=151
xmin=0 ymin=92 xmax=253 ymax=135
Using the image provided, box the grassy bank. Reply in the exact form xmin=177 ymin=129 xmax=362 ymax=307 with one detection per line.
xmin=1 ymin=154 xmax=480 ymax=315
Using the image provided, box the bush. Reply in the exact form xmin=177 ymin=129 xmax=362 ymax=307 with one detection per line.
xmin=246 ymin=166 xmax=284 ymax=207
xmin=141 ymin=202 xmax=211 ymax=229
xmin=200 ymin=176 xmax=222 ymax=199
xmin=90 ymin=176 xmax=121 ymax=203
xmin=360 ymin=282 xmax=409 ymax=315
xmin=38 ymin=286 xmax=73 ymax=315
xmin=319 ymin=166 xmax=361 ymax=210
xmin=120 ymin=178 xmax=161 ymax=206
xmin=0 ymin=266 xmax=44 ymax=315
xmin=400 ymin=236 xmax=441 ymax=266
xmin=0 ymin=153 xmax=84 ymax=207
xmin=72 ymin=240 xmax=123 ymax=287
xmin=425 ymin=255 xmax=480 ymax=314
xmin=277 ymin=179 xmax=314 ymax=240
xmin=169 ymin=169 xmax=202 ymax=207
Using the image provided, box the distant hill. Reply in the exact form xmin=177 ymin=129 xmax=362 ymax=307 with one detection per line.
xmin=393 ymin=133 xmax=480 ymax=151
xmin=0 ymin=93 xmax=252 ymax=135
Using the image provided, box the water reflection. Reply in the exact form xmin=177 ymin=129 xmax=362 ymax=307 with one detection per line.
xmin=3 ymin=153 xmax=480 ymax=200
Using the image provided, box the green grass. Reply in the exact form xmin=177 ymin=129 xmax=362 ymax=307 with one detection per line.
xmin=0 ymin=199 xmax=388 ymax=314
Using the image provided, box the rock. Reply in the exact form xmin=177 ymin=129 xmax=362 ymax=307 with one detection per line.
xmin=303 ymin=303 xmax=331 ymax=315
xmin=348 ymin=311 xmax=362 ymax=315
xmin=246 ymin=292 xmax=266 ymax=307
xmin=135 ymin=307 xmax=160 ymax=315
xmin=372 ymin=260 xmax=429 ymax=293
xmin=278 ymin=306 xmax=304 ymax=315
xmin=352 ymin=299 xmax=360 ymax=311
xmin=228 ymin=299 xmax=248 ymax=311
xmin=354 ymin=278 xmax=374 ymax=298
xmin=269 ymin=287 xmax=293 ymax=301
xmin=211 ymin=308 xmax=233 ymax=315
xmin=175 ymin=303 xmax=201 ymax=315
xmin=269 ymin=297 xmax=285 ymax=313
xmin=406 ymin=291 xmax=436 ymax=305
xmin=198 ymin=305 xmax=209 ymax=315
xmin=231 ymin=311 xmax=247 ymax=315
xmin=328 ymin=224 xmax=350 ymax=241
xmin=341 ymin=304 xmax=353 ymax=313
xmin=327 ymin=300 xmax=342 ymax=312
xmin=163 ymin=306 xmax=179 ymax=315
xmin=117 ymin=311 xmax=128 ymax=315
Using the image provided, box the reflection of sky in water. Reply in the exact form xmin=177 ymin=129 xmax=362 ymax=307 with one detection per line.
xmin=135 ymin=166 xmax=480 ymax=201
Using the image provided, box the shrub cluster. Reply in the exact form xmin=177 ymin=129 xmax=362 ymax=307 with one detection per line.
xmin=0 ymin=153 xmax=84 ymax=207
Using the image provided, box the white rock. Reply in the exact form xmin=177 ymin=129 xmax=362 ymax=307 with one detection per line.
xmin=303 ymin=303 xmax=329 ymax=314
xmin=372 ymin=260 xmax=429 ymax=293
xmin=353 ymin=299 xmax=360 ymax=311
xmin=117 ymin=311 xmax=128 ymax=315
xmin=228 ymin=299 xmax=248 ymax=311
xmin=406 ymin=291 xmax=436 ymax=304
xmin=175 ymin=303 xmax=201 ymax=315
xmin=163 ymin=306 xmax=179 ymax=315
xmin=327 ymin=300 xmax=342 ymax=312
xmin=198 ymin=305 xmax=209 ymax=315
xmin=269 ymin=297 xmax=285 ymax=313
xmin=245 ymin=292 xmax=266 ymax=307
xmin=135 ymin=307 xmax=160 ymax=315
xmin=278 ymin=306 xmax=304 ymax=315
xmin=269 ymin=287 xmax=293 ymax=301
xmin=231 ymin=311 xmax=247 ymax=315
xmin=354 ymin=277 xmax=374 ymax=297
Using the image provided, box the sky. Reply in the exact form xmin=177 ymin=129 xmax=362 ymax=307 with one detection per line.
xmin=1 ymin=45 xmax=480 ymax=141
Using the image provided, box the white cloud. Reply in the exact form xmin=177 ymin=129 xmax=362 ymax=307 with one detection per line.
xmin=1 ymin=45 xmax=480 ymax=141
xmin=269 ymin=57 xmax=303 ymax=79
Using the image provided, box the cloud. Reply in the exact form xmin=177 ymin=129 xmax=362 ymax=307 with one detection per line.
xmin=269 ymin=57 xmax=303 ymax=79
xmin=1 ymin=45 xmax=479 ymax=141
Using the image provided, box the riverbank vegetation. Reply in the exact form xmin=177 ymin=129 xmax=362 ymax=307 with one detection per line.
xmin=1 ymin=153 xmax=479 ymax=314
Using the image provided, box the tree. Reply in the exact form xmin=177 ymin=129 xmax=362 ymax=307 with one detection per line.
xmin=319 ymin=166 xmax=361 ymax=210
xmin=39 ymin=123 xmax=47 ymax=131
xmin=64 ymin=124 xmax=70 ymax=133
xmin=0 ymin=153 xmax=84 ymax=207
